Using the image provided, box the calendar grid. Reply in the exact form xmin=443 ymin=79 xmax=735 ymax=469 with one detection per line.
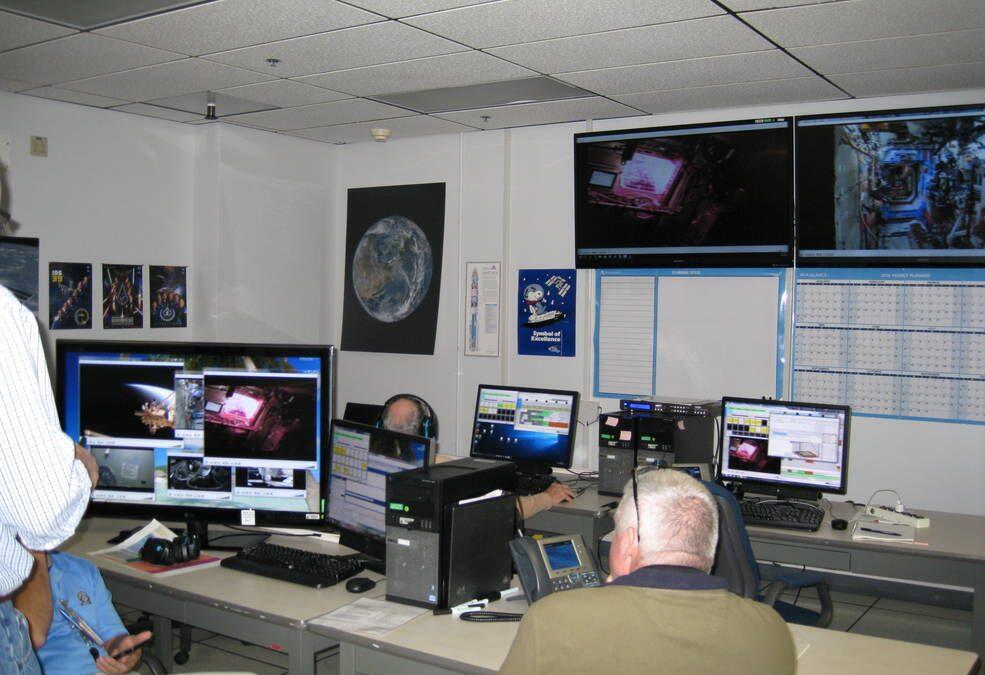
xmin=792 ymin=271 xmax=985 ymax=425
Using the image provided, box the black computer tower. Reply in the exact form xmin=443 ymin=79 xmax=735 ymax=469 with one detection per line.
xmin=385 ymin=458 xmax=515 ymax=609
xmin=598 ymin=412 xmax=675 ymax=495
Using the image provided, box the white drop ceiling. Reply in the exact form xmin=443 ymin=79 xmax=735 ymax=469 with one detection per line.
xmin=0 ymin=0 xmax=982 ymax=144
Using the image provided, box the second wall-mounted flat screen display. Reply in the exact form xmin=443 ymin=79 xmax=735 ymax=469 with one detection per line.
xmin=797 ymin=104 xmax=985 ymax=266
xmin=575 ymin=117 xmax=793 ymax=269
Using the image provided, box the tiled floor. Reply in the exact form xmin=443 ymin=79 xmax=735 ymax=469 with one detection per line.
xmin=119 ymin=589 xmax=974 ymax=673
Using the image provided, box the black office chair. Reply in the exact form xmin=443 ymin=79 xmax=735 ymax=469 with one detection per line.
xmin=704 ymin=481 xmax=833 ymax=627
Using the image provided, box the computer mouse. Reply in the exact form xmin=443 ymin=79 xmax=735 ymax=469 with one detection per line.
xmin=345 ymin=577 xmax=376 ymax=593
xmin=831 ymin=518 xmax=848 ymax=531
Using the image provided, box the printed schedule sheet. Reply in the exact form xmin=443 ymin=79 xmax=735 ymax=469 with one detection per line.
xmin=793 ymin=269 xmax=985 ymax=424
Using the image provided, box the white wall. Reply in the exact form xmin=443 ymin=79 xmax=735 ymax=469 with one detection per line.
xmin=4 ymin=85 xmax=983 ymax=517
xmin=330 ymin=87 xmax=985 ymax=517
xmin=0 ymin=90 xmax=197 ymax=355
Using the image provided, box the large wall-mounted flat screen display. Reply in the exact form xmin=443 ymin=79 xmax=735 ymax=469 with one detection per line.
xmin=797 ymin=104 xmax=985 ymax=266
xmin=575 ymin=118 xmax=793 ymax=269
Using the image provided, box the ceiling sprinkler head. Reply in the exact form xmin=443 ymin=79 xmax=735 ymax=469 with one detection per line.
xmin=371 ymin=128 xmax=391 ymax=142
xmin=266 ymin=57 xmax=280 ymax=67
xmin=480 ymin=115 xmax=491 ymax=123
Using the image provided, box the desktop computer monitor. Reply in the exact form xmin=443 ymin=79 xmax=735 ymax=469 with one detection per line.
xmin=326 ymin=419 xmax=432 ymax=565
xmin=717 ymin=397 xmax=850 ymax=498
xmin=55 ymin=339 xmax=335 ymax=540
xmin=469 ymin=385 xmax=579 ymax=475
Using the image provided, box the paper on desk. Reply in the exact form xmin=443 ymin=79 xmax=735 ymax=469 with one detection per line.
xmin=90 ymin=519 xmax=221 ymax=576
xmin=310 ymin=598 xmax=427 ymax=637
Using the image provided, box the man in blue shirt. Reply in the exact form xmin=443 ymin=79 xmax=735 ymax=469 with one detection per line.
xmin=17 ymin=552 xmax=150 ymax=675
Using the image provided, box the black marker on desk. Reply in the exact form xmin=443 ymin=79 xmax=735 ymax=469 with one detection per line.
xmin=860 ymin=527 xmax=902 ymax=537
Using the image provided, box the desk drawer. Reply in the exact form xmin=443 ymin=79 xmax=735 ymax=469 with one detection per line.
xmin=751 ymin=540 xmax=852 ymax=571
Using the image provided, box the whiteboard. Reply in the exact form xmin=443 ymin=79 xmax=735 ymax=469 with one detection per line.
xmin=594 ymin=269 xmax=785 ymax=400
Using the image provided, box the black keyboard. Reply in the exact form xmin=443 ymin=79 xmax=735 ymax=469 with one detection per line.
xmin=740 ymin=500 xmax=824 ymax=532
xmin=515 ymin=473 xmax=557 ymax=496
xmin=220 ymin=542 xmax=364 ymax=588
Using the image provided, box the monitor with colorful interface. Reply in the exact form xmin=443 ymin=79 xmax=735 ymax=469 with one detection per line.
xmin=55 ymin=340 xmax=334 ymax=528
xmin=718 ymin=397 xmax=850 ymax=497
xmin=469 ymin=385 xmax=579 ymax=471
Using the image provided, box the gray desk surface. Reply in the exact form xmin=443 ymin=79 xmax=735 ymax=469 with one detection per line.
xmin=62 ymin=518 xmax=384 ymax=628
xmin=306 ymin=586 xmax=981 ymax=675
xmin=747 ymin=503 xmax=985 ymax=563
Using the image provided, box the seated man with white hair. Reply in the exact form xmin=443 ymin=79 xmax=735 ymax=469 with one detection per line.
xmin=499 ymin=469 xmax=795 ymax=675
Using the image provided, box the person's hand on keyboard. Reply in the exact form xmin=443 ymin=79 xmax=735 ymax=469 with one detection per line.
xmin=545 ymin=482 xmax=575 ymax=506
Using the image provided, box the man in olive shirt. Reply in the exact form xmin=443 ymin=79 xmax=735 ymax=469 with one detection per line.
xmin=500 ymin=469 xmax=795 ymax=675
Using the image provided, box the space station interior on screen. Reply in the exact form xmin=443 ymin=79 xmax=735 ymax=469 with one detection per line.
xmin=70 ymin=352 xmax=322 ymax=512
xmin=797 ymin=107 xmax=985 ymax=256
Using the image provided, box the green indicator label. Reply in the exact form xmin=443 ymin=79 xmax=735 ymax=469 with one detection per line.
xmin=389 ymin=503 xmax=404 ymax=511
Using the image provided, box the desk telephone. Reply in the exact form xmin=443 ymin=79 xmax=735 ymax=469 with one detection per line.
xmin=509 ymin=534 xmax=602 ymax=603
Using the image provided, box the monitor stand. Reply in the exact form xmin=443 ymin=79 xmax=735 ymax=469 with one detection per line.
xmin=513 ymin=461 xmax=557 ymax=495
xmin=185 ymin=517 xmax=269 ymax=552
xmin=737 ymin=482 xmax=822 ymax=506
xmin=339 ymin=529 xmax=386 ymax=575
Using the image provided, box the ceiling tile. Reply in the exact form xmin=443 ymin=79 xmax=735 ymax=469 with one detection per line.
xmin=614 ymin=76 xmax=845 ymax=114
xmin=487 ymin=15 xmax=772 ymax=73
xmin=0 ymin=34 xmax=182 ymax=86
xmin=434 ymin=97 xmax=641 ymax=130
xmin=720 ymin=0 xmax=838 ymax=9
xmin=0 ymin=76 xmax=35 ymax=91
xmin=742 ymin=0 xmax=985 ymax=47
xmin=0 ymin=10 xmax=74 ymax=52
xmin=96 ymin=0 xmax=382 ymax=56
xmin=405 ymin=0 xmax=723 ymax=48
xmin=147 ymin=91 xmax=275 ymax=115
xmin=204 ymin=21 xmax=467 ymax=78
xmin=0 ymin=1 xmax=205 ymax=30
xmin=295 ymin=51 xmax=536 ymax=97
xmin=217 ymin=79 xmax=350 ymax=107
xmin=343 ymin=0 xmax=496 ymax=18
xmin=376 ymin=77 xmax=591 ymax=113
xmin=20 ymin=86 xmax=128 ymax=107
xmin=62 ymin=59 xmax=275 ymax=101
xmin=287 ymin=114 xmax=476 ymax=143
xmin=224 ymin=98 xmax=415 ymax=130
xmin=556 ymin=50 xmax=809 ymax=96
xmin=111 ymin=102 xmax=203 ymax=122
xmin=791 ymin=28 xmax=985 ymax=74
xmin=829 ymin=62 xmax=985 ymax=97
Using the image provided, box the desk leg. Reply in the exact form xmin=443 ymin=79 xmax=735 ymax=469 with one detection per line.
xmin=339 ymin=642 xmax=356 ymax=675
xmin=973 ymin=564 xmax=984 ymax=661
xmin=287 ymin=629 xmax=316 ymax=675
xmin=151 ymin=614 xmax=174 ymax=672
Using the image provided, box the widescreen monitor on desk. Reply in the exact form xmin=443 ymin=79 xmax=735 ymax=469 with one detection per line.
xmin=56 ymin=340 xmax=335 ymax=539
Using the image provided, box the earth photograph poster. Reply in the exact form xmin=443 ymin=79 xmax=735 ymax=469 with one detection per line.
xmin=49 ymin=261 xmax=92 ymax=329
xmin=517 ymin=269 xmax=576 ymax=357
xmin=341 ymin=183 xmax=446 ymax=355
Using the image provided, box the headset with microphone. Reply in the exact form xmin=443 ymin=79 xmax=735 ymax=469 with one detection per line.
xmin=378 ymin=393 xmax=438 ymax=439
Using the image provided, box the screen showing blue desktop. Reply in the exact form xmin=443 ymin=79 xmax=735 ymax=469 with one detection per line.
xmin=57 ymin=341 xmax=329 ymax=518
xmin=469 ymin=385 xmax=579 ymax=468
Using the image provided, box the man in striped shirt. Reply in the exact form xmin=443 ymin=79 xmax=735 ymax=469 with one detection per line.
xmin=0 ymin=284 xmax=98 ymax=674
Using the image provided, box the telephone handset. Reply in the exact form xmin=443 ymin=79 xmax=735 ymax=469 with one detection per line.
xmin=509 ymin=533 xmax=602 ymax=604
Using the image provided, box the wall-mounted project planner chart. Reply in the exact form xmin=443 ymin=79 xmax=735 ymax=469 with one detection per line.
xmin=594 ymin=269 xmax=786 ymax=401
xmin=793 ymin=269 xmax=985 ymax=424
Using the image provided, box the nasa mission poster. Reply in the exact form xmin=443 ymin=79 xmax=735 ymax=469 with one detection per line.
xmin=102 ymin=263 xmax=143 ymax=329
xmin=341 ymin=183 xmax=445 ymax=355
xmin=517 ymin=269 xmax=576 ymax=357
xmin=49 ymin=262 xmax=92 ymax=329
xmin=149 ymin=265 xmax=188 ymax=328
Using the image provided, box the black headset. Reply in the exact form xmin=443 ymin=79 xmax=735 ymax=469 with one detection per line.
xmin=379 ymin=393 xmax=438 ymax=439
xmin=139 ymin=533 xmax=201 ymax=566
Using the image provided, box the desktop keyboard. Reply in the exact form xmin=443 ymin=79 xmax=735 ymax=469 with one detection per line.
xmin=220 ymin=542 xmax=364 ymax=588
xmin=740 ymin=500 xmax=824 ymax=532
xmin=515 ymin=473 xmax=558 ymax=496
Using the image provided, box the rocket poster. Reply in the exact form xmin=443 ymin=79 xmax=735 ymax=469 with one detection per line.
xmin=49 ymin=262 xmax=92 ymax=329
xmin=517 ymin=268 xmax=576 ymax=357
xmin=464 ymin=261 xmax=500 ymax=357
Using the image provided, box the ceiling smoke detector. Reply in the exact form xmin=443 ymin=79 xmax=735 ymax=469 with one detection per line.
xmin=371 ymin=128 xmax=391 ymax=142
